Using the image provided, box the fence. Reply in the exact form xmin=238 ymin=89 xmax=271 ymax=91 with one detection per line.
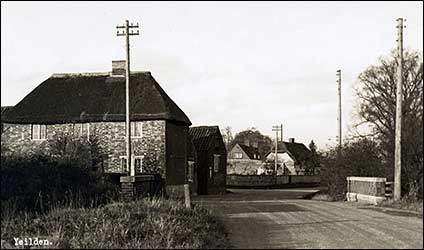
xmin=346 ymin=176 xmax=387 ymax=205
xmin=226 ymin=174 xmax=320 ymax=187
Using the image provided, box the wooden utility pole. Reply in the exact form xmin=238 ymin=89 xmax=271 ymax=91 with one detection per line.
xmin=280 ymin=124 xmax=283 ymax=142
xmin=117 ymin=20 xmax=140 ymax=176
xmin=336 ymin=69 xmax=342 ymax=155
xmin=394 ymin=17 xmax=405 ymax=201
xmin=272 ymin=125 xmax=281 ymax=177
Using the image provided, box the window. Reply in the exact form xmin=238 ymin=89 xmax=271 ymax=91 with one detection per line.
xmin=209 ymin=165 xmax=213 ymax=178
xmin=81 ymin=123 xmax=90 ymax=140
xmin=31 ymin=124 xmax=47 ymax=140
xmin=187 ymin=161 xmax=195 ymax=182
xmin=233 ymin=153 xmax=243 ymax=159
xmin=213 ymin=154 xmax=220 ymax=173
xmin=134 ymin=156 xmax=143 ymax=174
xmin=128 ymin=121 xmax=142 ymax=137
xmin=120 ymin=156 xmax=128 ymax=173
xmin=120 ymin=156 xmax=143 ymax=174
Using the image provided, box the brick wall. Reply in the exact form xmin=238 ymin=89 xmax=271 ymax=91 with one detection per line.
xmin=1 ymin=120 xmax=166 ymax=176
xmin=346 ymin=177 xmax=386 ymax=197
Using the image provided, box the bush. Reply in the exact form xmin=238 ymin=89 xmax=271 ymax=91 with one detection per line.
xmin=320 ymin=138 xmax=387 ymax=201
xmin=1 ymin=155 xmax=119 ymax=213
xmin=1 ymin=198 xmax=229 ymax=249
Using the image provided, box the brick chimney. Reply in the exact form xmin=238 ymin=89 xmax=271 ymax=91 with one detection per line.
xmin=289 ymin=138 xmax=295 ymax=143
xmin=111 ymin=60 xmax=126 ymax=76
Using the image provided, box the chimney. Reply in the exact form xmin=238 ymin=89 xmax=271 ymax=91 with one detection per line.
xmin=244 ymin=140 xmax=250 ymax=147
xmin=289 ymin=138 xmax=295 ymax=143
xmin=111 ymin=60 xmax=126 ymax=76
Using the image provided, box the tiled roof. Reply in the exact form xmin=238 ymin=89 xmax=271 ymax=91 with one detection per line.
xmin=189 ymin=126 xmax=220 ymax=151
xmin=2 ymin=72 xmax=191 ymax=125
xmin=237 ymin=144 xmax=261 ymax=160
xmin=270 ymin=141 xmax=311 ymax=163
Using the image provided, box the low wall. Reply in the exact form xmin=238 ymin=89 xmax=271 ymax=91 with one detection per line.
xmin=226 ymin=174 xmax=320 ymax=187
xmin=227 ymin=160 xmax=262 ymax=175
xmin=346 ymin=176 xmax=386 ymax=205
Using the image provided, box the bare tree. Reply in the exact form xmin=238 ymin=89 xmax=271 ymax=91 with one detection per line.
xmin=355 ymin=49 xmax=423 ymax=197
xmin=221 ymin=126 xmax=233 ymax=150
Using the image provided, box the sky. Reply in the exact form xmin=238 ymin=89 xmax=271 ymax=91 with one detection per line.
xmin=1 ymin=1 xmax=423 ymax=150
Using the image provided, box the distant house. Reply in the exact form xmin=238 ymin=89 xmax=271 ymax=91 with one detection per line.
xmin=229 ymin=143 xmax=261 ymax=160
xmin=227 ymin=143 xmax=262 ymax=175
xmin=189 ymin=126 xmax=227 ymax=195
xmin=1 ymin=61 xmax=192 ymax=194
xmin=264 ymin=138 xmax=312 ymax=175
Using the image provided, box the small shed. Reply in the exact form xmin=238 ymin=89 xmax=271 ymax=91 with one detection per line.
xmin=189 ymin=126 xmax=227 ymax=195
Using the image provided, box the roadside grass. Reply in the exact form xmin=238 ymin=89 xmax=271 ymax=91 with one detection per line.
xmin=1 ymin=197 xmax=229 ymax=249
xmin=378 ymin=198 xmax=423 ymax=214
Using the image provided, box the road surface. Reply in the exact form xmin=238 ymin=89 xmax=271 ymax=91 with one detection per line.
xmin=193 ymin=188 xmax=423 ymax=249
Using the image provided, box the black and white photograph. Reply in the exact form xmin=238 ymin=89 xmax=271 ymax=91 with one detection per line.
xmin=1 ymin=1 xmax=423 ymax=249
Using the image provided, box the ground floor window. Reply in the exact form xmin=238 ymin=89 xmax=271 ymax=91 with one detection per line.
xmin=187 ymin=161 xmax=195 ymax=182
xmin=120 ymin=155 xmax=143 ymax=174
xmin=213 ymin=154 xmax=220 ymax=173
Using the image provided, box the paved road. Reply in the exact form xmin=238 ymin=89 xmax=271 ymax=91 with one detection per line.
xmin=193 ymin=188 xmax=423 ymax=249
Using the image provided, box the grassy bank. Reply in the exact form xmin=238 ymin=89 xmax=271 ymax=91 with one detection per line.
xmin=1 ymin=197 xmax=229 ymax=249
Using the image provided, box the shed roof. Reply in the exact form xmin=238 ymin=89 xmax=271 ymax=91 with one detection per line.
xmin=2 ymin=72 xmax=191 ymax=125
xmin=189 ymin=126 xmax=220 ymax=151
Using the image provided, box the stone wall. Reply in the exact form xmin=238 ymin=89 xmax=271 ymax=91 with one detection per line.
xmin=1 ymin=120 xmax=166 ymax=176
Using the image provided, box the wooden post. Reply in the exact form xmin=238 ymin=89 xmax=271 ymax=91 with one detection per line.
xmin=336 ymin=69 xmax=342 ymax=155
xmin=184 ymin=184 xmax=191 ymax=209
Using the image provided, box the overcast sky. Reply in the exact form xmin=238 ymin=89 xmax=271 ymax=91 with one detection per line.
xmin=1 ymin=1 xmax=423 ymax=149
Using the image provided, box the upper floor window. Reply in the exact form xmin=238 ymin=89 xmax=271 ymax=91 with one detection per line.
xmin=125 ymin=121 xmax=142 ymax=138
xmin=233 ymin=153 xmax=243 ymax=159
xmin=81 ymin=123 xmax=90 ymax=139
xmin=31 ymin=124 xmax=47 ymax=140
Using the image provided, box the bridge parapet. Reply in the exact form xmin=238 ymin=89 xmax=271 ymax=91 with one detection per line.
xmin=346 ymin=176 xmax=386 ymax=205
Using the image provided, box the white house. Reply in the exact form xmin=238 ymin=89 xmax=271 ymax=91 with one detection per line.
xmin=262 ymin=138 xmax=312 ymax=175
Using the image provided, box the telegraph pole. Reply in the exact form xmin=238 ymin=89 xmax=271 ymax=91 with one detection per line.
xmin=336 ymin=69 xmax=342 ymax=155
xmin=272 ymin=125 xmax=281 ymax=177
xmin=280 ymin=124 xmax=283 ymax=142
xmin=394 ymin=17 xmax=405 ymax=201
xmin=117 ymin=20 xmax=140 ymax=176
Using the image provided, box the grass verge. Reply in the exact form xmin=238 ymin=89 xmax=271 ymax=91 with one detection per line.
xmin=378 ymin=199 xmax=423 ymax=214
xmin=1 ymin=197 xmax=229 ymax=249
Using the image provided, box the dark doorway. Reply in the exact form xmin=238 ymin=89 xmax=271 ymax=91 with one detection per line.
xmin=197 ymin=151 xmax=208 ymax=195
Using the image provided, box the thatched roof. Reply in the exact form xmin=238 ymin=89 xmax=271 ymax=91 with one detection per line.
xmin=2 ymin=72 xmax=191 ymax=125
